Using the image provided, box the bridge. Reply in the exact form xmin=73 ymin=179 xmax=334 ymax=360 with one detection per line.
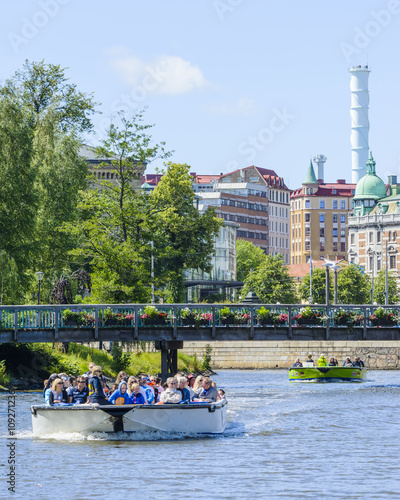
xmin=1 ymin=303 xmax=399 ymax=378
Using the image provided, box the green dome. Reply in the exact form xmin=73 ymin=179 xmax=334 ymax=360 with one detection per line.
xmin=353 ymin=153 xmax=386 ymax=201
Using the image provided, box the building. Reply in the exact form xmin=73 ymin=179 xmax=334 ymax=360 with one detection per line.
xmin=291 ymin=158 xmax=356 ymax=264
xmin=348 ymin=153 xmax=400 ymax=282
xmin=80 ymin=144 xmax=145 ymax=191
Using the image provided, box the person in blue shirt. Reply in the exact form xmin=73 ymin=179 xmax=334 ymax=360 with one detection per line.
xmin=140 ymin=376 xmax=155 ymax=404
xmin=109 ymin=381 xmax=131 ymax=405
xmin=130 ymin=384 xmax=146 ymax=404
xmin=68 ymin=377 xmax=89 ymax=404
xmin=88 ymin=366 xmax=112 ymax=405
xmin=177 ymin=377 xmax=191 ymax=402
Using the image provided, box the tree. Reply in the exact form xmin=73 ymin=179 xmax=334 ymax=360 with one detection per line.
xmin=236 ymin=239 xmax=266 ymax=281
xmin=150 ymin=163 xmax=223 ymax=302
xmin=373 ymin=269 xmax=399 ymax=305
xmin=241 ymin=254 xmax=298 ymax=303
xmin=1 ymin=59 xmax=98 ymax=133
xmin=336 ymin=264 xmax=370 ymax=304
xmin=298 ymin=268 xmax=333 ymax=304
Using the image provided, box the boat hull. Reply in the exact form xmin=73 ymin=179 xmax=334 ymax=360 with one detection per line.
xmin=31 ymin=401 xmax=227 ymax=435
xmin=289 ymin=366 xmax=367 ymax=382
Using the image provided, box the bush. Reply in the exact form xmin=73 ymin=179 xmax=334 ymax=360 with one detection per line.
xmin=202 ymin=344 xmax=213 ymax=371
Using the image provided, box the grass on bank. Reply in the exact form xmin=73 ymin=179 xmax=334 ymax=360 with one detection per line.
xmin=0 ymin=342 xmax=202 ymax=386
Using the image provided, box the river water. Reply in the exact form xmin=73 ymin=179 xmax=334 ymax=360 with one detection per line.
xmin=1 ymin=370 xmax=399 ymax=500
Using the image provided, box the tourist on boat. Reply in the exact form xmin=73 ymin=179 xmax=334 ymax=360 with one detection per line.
xmin=88 ymin=366 xmax=112 ymax=405
xmin=48 ymin=378 xmax=69 ymax=405
xmin=292 ymin=358 xmax=303 ymax=367
xmin=193 ymin=377 xmax=218 ymax=402
xmin=343 ymin=357 xmax=353 ymax=367
xmin=43 ymin=373 xmax=59 ymax=404
xmin=352 ymin=357 xmax=365 ymax=367
xmin=218 ymin=389 xmax=226 ymax=400
xmin=328 ymin=358 xmax=338 ymax=366
xmin=84 ymin=362 xmax=96 ymax=377
xmin=126 ymin=376 xmax=137 ymax=395
xmin=177 ymin=377 xmax=191 ymax=402
xmin=129 ymin=384 xmax=145 ymax=404
xmin=317 ymin=354 xmax=328 ymax=366
xmin=160 ymin=377 xmax=182 ymax=403
xmin=109 ymin=381 xmax=131 ymax=405
xmin=68 ymin=377 xmax=89 ymax=404
xmin=140 ymin=376 xmax=155 ymax=404
xmin=187 ymin=375 xmax=195 ymax=388
xmin=115 ymin=371 xmax=129 ymax=385
xmin=149 ymin=376 xmax=164 ymax=402
xmin=303 ymin=355 xmax=314 ymax=367
xmin=192 ymin=375 xmax=204 ymax=393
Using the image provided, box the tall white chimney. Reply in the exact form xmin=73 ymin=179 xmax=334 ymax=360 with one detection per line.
xmin=350 ymin=66 xmax=370 ymax=183
xmin=313 ymin=154 xmax=327 ymax=183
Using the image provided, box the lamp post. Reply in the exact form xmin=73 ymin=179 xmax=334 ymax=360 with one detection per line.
xmin=35 ymin=271 xmax=44 ymax=305
xmin=150 ymin=241 xmax=155 ymax=304
xmin=331 ymin=265 xmax=341 ymax=305
xmin=385 ymin=240 xmax=388 ymax=305
xmin=322 ymin=263 xmax=330 ymax=307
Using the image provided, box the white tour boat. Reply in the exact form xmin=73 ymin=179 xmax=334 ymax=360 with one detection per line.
xmin=31 ymin=400 xmax=228 ymax=435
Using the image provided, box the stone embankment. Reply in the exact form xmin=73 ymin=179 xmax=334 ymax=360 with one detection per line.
xmin=182 ymin=341 xmax=400 ymax=370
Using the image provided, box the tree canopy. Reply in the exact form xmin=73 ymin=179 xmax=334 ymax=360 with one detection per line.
xmin=298 ymin=267 xmax=333 ymax=304
xmin=336 ymin=264 xmax=370 ymax=304
xmin=373 ymin=268 xmax=399 ymax=305
xmin=241 ymin=254 xmax=298 ymax=303
xmin=236 ymin=239 xmax=266 ymax=282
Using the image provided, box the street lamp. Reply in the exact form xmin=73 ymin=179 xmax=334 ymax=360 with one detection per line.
xmin=330 ymin=265 xmax=341 ymax=305
xmin=35 ymin=271 xmax=44 ymax=305
xmin=322 ymin=263 xmax=331 ymax=307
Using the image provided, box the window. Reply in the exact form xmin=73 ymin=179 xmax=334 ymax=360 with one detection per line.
xmin=340 ymin=200 xmax=346 ymax=209
xmin=248 ymin=232 xmax=254 ymax=238
xmin=305 ymin=227 xmax=310 ymax=237
xmin=305 ymin=213 xmax=311 ymax=222
xmin=390 ymin=255 xmax=396 ymax=269
xmin=350 ymin=233 xmax=355 ymax=245
xmin=320 ymin=200 xmax=325 ymax=209
xmin=389 ymin=231 xmax=392 ymax=241
xmin=340 ymin=229 xmax=346 ymax=237
xmin=333 ymin=228 xmax=338 ymax=237
xmin=369 ymin=232 xmax=373 ymax=243
xmin=377 ymin=231 xmax=381 ymax=243
xmin=393 ymin=231 xmax=397 ymax=241
xmin=332 ymin=241 xmax=338 ymax=252
xmin=340 ymin=214 xmax=346 ymax=224
xmin=333 ymin=200 xmax=338 ymax=209
xmin=333 ymin=214 xmax=338 ymax=223
xmin=333 ymin=190 xmax=337 ymax=195
xmin=320 ymin=228 xmax=325 ymax=237
xmin=237 ymin=230 xmax=247 ymax=237
xmin=305 ymin=200 xmax=310 ymax=208
xmin=320 ymin=241 xmax=325 ymax=251
xmin=310 ymin=188 xmax=313 ymax=194
xmin=305 ymin=241 xmax=311 ymax=250
xmin=340 ymin=242 xmax=346 ymax=252
xmin=377 ymin=259 xmax=381 ymax=271
xmin=319 ymin=214 xmax=325 ymax=223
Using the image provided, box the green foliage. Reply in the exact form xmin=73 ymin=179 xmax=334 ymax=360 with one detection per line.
xmin=236 ymin=239 xmax=266 ymax=281
xmin=202 ymin=344 xmax=213 ymax=371
xmin=337 ymin=264 xmax=370 ymax=304
xmin=298 ymin=268 xmax=333 ymax=304
xmin=111 ymin=342 xmax=131 ymax=372
xmin=242 ymin=254 xmax=298 ymax=303
xmin=0 ymin=360 xmax=12 ymax=387
xmin=373 ymin=269 xmax=399 ymax=305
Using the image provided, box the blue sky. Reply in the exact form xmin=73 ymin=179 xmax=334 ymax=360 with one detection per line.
xmin=1 ymin=0 xmax=400 ymax=189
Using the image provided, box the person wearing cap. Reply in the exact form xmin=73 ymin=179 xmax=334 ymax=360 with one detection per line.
xmin=343 ymin=357 xmax=353 ymax=367
xmin=352 ymin=356 xmax=365 ymax=368
xmin=139 ymin=376 xmax=155 ymax=404
xmin=317 ymin=354 xmax=327 ymax=366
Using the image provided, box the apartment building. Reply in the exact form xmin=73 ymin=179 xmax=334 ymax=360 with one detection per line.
xmin=291 ymin=159 xmax=355 ymax=264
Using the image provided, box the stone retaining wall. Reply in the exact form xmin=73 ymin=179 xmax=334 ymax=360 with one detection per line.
xmin=182 ymin=341 xmax=400 ymax=370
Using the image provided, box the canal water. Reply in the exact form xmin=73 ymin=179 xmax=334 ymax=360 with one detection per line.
xmin=1 ymin=370 xmax=399 ymax=500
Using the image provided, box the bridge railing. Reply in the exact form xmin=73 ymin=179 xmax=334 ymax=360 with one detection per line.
xmin=1 ymin=304 xmax=400 ymax=332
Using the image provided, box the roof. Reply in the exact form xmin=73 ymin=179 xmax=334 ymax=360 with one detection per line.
xmin=288 ymin=260 xmax=326 ymax=278
xmin=303 ymin=160 xmax=318 ymax=185
xmin=354 ymin=153 xmax=387 ymax=201
xmin=193 ymin=175 xmax=219 ymax=184
xmin=219 ymin=165 xmax=289 ymax=190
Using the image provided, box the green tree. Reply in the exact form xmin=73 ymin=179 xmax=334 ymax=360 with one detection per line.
xmin=241 ymin=254 xmax=298 ymax=303
xmin=373 ymin=268 xmax=399 ymax=304
xmin=236 ymin=239 xmax=266 ymax=281
xmin=150 ymin=162 xmax=223 ymax=302
xmin=336 ymin=264 xmax=370 ymax=304
xmin=298 ymin=267 xmax=333 ymax=304
xmin=1 ymin=59 xmax=98 ymax=133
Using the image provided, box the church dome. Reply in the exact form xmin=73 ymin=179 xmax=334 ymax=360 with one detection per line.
xmin=353 ymin=153 xmax=386 ymax=201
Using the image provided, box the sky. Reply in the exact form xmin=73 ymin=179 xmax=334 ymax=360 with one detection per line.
xmin=1 ymin=0 xmax=400 ymax=190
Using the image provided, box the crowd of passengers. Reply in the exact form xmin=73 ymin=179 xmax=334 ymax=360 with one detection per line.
xmin=292 ymin=354 xmax=365 ymax=368
xmin=43 ymin=362 xmax=226 ymax=406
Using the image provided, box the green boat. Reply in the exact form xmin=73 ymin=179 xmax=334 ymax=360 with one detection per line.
xmin=289 ymin=366 xmax=367 ymax=382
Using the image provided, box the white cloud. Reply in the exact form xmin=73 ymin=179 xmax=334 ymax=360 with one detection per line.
xmin=205 ymin=97 xmax=257 ymax=116
xmin=108 ymin=48 xmax=209 ymax=95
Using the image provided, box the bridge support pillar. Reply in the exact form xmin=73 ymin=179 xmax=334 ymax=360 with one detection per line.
xmin=155 ymin=340 xmax=183 ymax=382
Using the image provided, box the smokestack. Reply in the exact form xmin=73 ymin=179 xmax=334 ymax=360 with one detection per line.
xmin=313 ymin=154 xmax=327 ymax=183
xmin=350 ymin=65 xmax=370 ymax=184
